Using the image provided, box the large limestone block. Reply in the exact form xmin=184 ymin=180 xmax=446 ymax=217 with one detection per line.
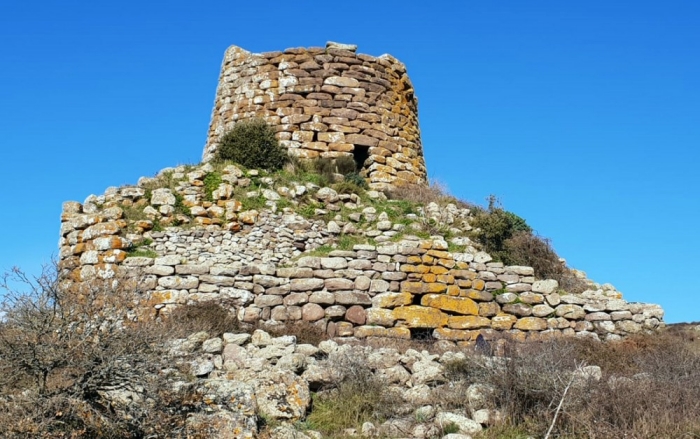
xmin=514 ymin=317 xmax=548 ymax=331
xmin=532 ymin=279 xmax=559 ymax=294
xmin=556 ymin=304 xmax=586 ymax=320
xmin=366 ymin=308 xmax=396 ymax=326
xmin=392 ymin=306 xmax=448 ymax=328
xmin=421 ymin=294 xmax=478 ymax=315
xmin=491 ymin=313 xmax=518 ymax=330
xmin=371 ymin=292 xmax=413 ymax=308
xmin=254 ymin=369 xmax=310 ymax=421
xmin=354 ymin=326 xmax=411 ymax=339
xmin=448 ymin=315 xmax=492 ymax=330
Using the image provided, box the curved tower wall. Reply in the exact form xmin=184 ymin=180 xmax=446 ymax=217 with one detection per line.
xmin=202 ymin=42 xmax=427 ymax=190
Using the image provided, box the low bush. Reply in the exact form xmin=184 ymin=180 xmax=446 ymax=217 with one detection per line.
xmin=469 ymin=197 xmax=587 ymax=293
xmin=164 ymin=301 xmax=240 ymax=338
xmin=216 ymin=119 xmax=288 ymax=171
xmin=0 ymin=265 xmax=189 ymax=438
xmin=306 ymin=350 xmax=394 ymax=435
xmin=386 ymin=180 xmax=455 ymax=206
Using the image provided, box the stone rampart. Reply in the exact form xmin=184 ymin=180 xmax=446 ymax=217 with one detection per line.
xmin=202 ymin=42 xmax=426 ymax=190
xmin=58 ymin=162 xmax=664 ymax=344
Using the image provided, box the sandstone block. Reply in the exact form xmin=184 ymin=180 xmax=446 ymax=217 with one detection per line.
xmin=421 ymin=294 xmax=478 ymax=315
xmin=372 ymin=292 xmax=413 ymax=308
xmin=354 ymin=326 xmax=411 ymax=339
xmin=301 ymin=303 xmax=325 ymax=321
xmin=556 ymin=304 xmax=586 ymax=320
xmin=335 ymin=291 xmax=372 ymax=305
xmin=290 ymin=278 xmax=325 ymax=291
xmin=514 ymin=317 xmax=548 ymax=331
xmin=448 ymin=316 xmax=492 ymax=330
xmin=491 ymin=314 xmax=518 ymax=330
xmin=532 ymin=279 xmax=559 ymax=294
xmin=345 ymin=305 xmax=367 ymax=324
xmin=366 ymin=308 xmax=396 ymax=326
xmin=392 ymin=306 xmax=448 ymax=328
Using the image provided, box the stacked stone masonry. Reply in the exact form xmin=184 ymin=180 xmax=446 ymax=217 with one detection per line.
xmin=202 ymin=42 xmax=427 ymax=190
xmin=58 ymin=162 xmax=664 ymax=344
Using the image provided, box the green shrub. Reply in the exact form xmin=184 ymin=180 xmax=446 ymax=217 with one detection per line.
xmin=216 ymin=119 xmax=288 ymax=171
xmin=344 ymin=172 xmax=368 ymax=189
xmin=469 ymin=196 xmax=532 ymax=262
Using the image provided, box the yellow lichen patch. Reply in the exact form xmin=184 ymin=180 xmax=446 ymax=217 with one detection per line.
xmin=433 ymin=328 xmax=479 ymax=341
xmin=372 ymin=292 xmax=413 ymax=309
xmin=430 ymin=266 xmax=449 ymax=275
xmin=354 ymin=326 xmax=411 ymax=339
xmin=437 ymin=258 xmax=456 ymax=269
xmin=366 ymin=308 xmax=396 ymax=326
xmin=392 ymin=306 xmax=449 ymax=328
xmin=422 ymin=273 xmax=437 ymax=283
xmin=514 ymin=317 xmax=548 ymax=331
xmin=456 ymin=279 xmax=473 ymax=289
xmin=419 ymin=241 xmax=433 ymax=250
xmin=448 ymin=315 xmax=492 ymax=330
xmin=491 ymin=313 xmax=518 ymax=330
xmin=446 ymin=285 xmax=461 ymax=296
xmin=472 ymin=279 xmax=486 ymax=291
xmin=427 ymin=250 xmax=450 ymax=259
xmin=479 ymin=302 xmax=501 ymax=317
xmin=407 ymin=255 xmax=422 ymax=264
xmin=423 ymin=283 xmax=447 ymax=294
xmin=421 ymin=294 xmax=479 ymax=315
xmin=102 ymin=249 xmax=127 ymax=263
xmin=437 ymin=274 xmax=454 ymax=284
xmin=421 ymin=254 xmax=434 ymax=265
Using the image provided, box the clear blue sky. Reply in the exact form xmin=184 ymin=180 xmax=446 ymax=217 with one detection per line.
xmin=1 ymin=1 xmax=698 ymax=323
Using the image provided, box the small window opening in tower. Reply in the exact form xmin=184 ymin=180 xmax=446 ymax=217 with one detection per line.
xmin=352 ymin=145 xmax=370 ymax=174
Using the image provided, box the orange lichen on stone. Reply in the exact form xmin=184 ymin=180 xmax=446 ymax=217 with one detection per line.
xmin=421 ymin=294 xmax=479 ymax=315
xmin=392 ymin=305 xmax=449 ymax=328
xmin=448 ymin=315 xmax=492 ymax=330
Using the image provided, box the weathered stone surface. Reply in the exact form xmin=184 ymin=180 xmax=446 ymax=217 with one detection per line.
xmin=366 ymin=308 xmax=396 ymax=326
xmin=301 ymin=303 xmax=325 ymax=321
xmin=502 ymin=303 xmax=532 ymax=317
xmin=392 ymin=306 xmax=448 ymax=328
xmin=354 ymin=326 xmax=411 ymax=339
xmin=421 ymin=295 xmax=478 ymax=315
xmin=491 ymin=313 xmax=518 ymax=330
xmin=345 ymin=305 xmax=366 ymax=325
xmin=289 ymin=278 xmax=325 ymax=291
xmin=254 ymin=369 xmax=310 ymax=420
xmin=372 ymin=292 xmax=413 ymax=308
xmin=556 ymin=304 xmax=586 ymax=320
xmin=448 ymin=315 xmax=491 ymax=329
xmin=514 ymin=317 xmax=548 ymax=331
xmin=532 ymin=279 xmax=559 ymax=294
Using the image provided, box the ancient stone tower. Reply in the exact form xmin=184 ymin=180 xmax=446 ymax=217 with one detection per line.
xmin=202 ymin=42 xmax=427 ymax=190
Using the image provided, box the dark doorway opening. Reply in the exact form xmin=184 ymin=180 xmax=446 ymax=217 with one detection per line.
xmin=352 ymin=145 xmax=370 ymax=174
xmin=409 ymin=328 xmax=435 ymax=342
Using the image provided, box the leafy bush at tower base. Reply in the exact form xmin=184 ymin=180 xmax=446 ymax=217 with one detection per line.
xmin=215 ymin=118 xmax=288 ymax=171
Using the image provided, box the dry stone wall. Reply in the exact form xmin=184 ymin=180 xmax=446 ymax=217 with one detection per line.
xmin=124 ymin=238 xmax=664 ymax=343
xmin=58 ymin=163 xmax=664 ymax=344
xmin=203 ymin=42 xmax=426 ymax=190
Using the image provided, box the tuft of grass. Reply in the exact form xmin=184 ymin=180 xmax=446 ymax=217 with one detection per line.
xmin=306 ymin=352 xmax=393 ymax=435
xmin=203 ymin=172 xmax=223 ymax=202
